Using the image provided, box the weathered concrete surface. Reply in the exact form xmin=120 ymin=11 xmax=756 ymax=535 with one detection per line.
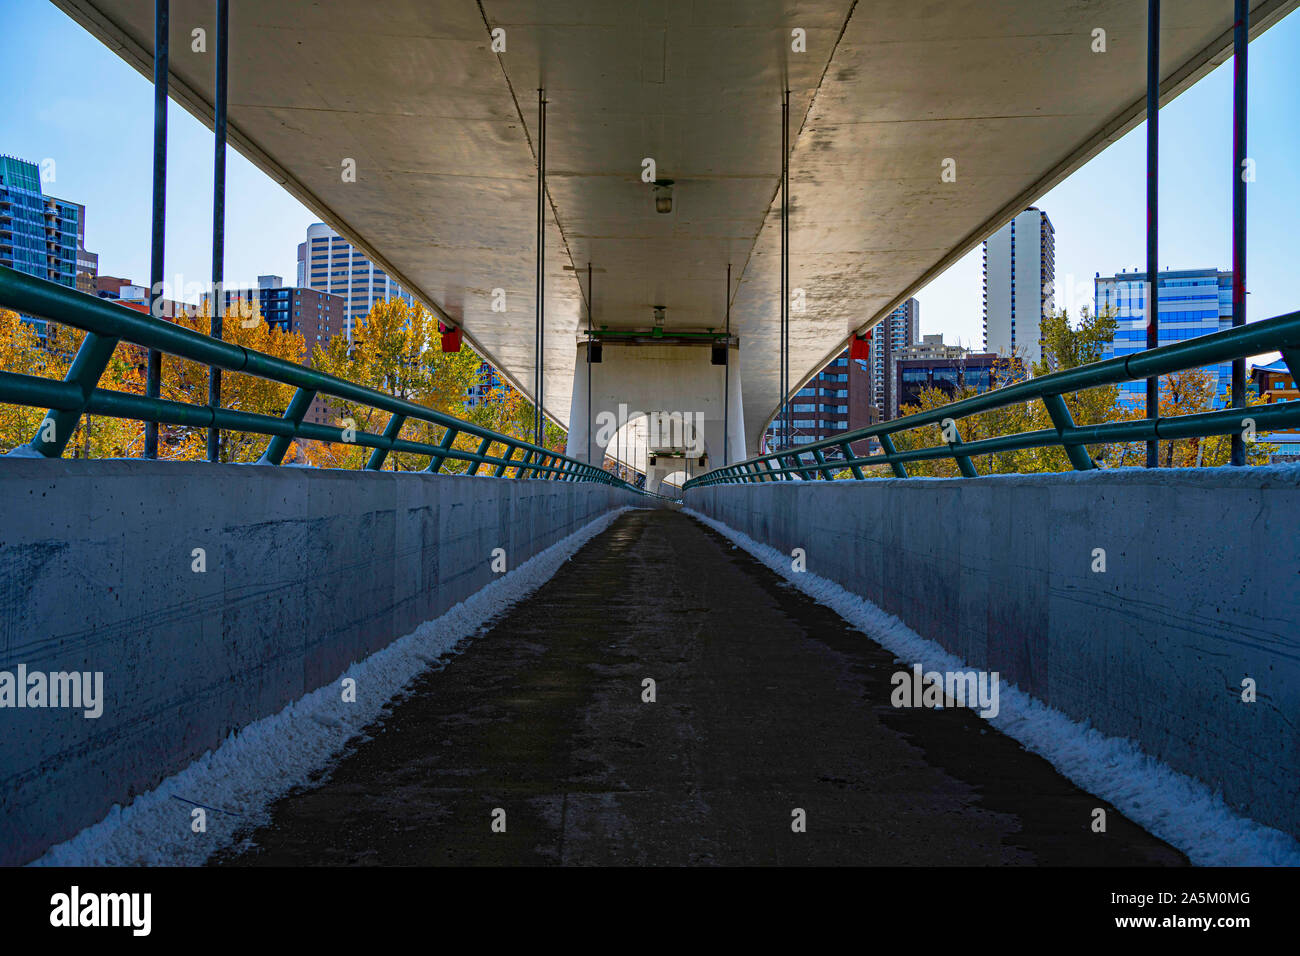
xmin=217 ymin=510 xmax=1183 ymax=866
xmin=52 ymin=1 xmax=1298 ymax=445
xmin=686 ymin=467 xmax=1300 ymax=838
xmin=0 ymin=458 xmax=638 ymax=866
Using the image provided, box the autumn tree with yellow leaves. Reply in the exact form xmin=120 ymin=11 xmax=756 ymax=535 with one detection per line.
xmin=0 ymin=299 xmax=306 ymax=461
xmin=303 ymin=296 xmax=570 ymax=474
xmin=0 ymin=308 xmax=141 ymax=457
xmin=156 ymin=298 xmax=307 ymax=462
xmin=305 ymin=297 xmax=483 ymax=470
xmin=1 ymin=293 xmax=567 ymax=472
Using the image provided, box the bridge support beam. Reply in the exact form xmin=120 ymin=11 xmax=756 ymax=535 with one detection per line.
xmin=564 ymin=342 xmax=746 ymax=489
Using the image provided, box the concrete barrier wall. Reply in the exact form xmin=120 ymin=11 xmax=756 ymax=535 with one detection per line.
xmin=687 ymin=467 xmax=1300 ymax=838
xmin=0 ymin=459 xmax=639 ymax=865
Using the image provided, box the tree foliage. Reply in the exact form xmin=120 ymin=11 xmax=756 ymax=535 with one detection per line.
xmin=159 ymin=300 xmax=308 ymax=461
xmin=296 ymin=296 xmax=566 ymax=472
xmin=0 ymin=308 xmax=142 ymax=458
xmin=885 ymin=306 xmax=1269 ymax=476
xmin=6 ymin=294 xmax=1264 ymax=476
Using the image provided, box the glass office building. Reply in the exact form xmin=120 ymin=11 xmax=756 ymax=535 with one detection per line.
xmin=0 ymin=156 xmax=92 ymax=335
xmin=0 ymin=156 xmax=48 ymax=279
xmin=1095 ymin=268 xmax=1233 ymax=410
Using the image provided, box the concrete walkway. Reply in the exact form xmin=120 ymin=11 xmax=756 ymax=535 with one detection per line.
xmin=217 ymin=510 xmax=1184 ymax=866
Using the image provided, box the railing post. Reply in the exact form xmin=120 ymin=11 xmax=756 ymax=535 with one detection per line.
xmin=878 ymin=432 xmax=909 ymax=478
xmin=494 ymin=444 xmax=517 ymax=477
xmin=514 ymin=448 xmax=536 ymax=478
xmin=1042 ymin=394 xmax=1095 ymax=471
xmin=466 ymin=436 xmax=492 ymax=476
xmin=943 ymin=424 xmax=978 ymax=478
xmin=365 ymin=413 xmax=406 ymax=470
xmin=258 ymin=387 xmax=316 ymax=465
xmin=1281 ymin=347 xmax=1300 ymax=384
xmin=424 ymin=426 xmax=458 ymax=473
xmin=13 ymin=332 xmax=118 ymax=458
xmin=812 ymin=447 xmax=833 ymax=480
xmin=839 ymin=441 xmax=865 ymax=480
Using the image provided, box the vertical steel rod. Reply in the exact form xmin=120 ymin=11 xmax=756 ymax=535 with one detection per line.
xmin=534 ymin=89 xmax=546 ymax=448
xmin=206 ymin=0 xmax=228 ymax=462
xmin=586 ymin=261 xmax=592 ymax=465
xmin=781 ymin=89 xmax=791 ymax=451
xmin=724 ymin=262 xmax=731 ymax=466
xmin=145 ymin=0 xmax=169 ymax=459
xmin=1230 ymin=0 xmax=1249 ymax=466
xmin=1144 ymin=0 xmax=1160 ymax=467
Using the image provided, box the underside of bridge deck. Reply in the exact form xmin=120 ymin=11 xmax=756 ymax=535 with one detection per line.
xmin=50 ymin=0 xmax=1299 ymax=455
xmin=216 ymin=510 xmax=1182 ymax=866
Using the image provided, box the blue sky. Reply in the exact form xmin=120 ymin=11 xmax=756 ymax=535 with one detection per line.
xmin=2 ymin=2 xmax=1297 ymax=348
xmin=1 ymin=2 xmax=316 ymax=292
xmin=918 ymin=9 xmax=1300 ymax=347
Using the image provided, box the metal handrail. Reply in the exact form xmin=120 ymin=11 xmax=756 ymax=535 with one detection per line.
xmin=686 ymin=308 xmax=1300 ymax=487
xmin=0 ymin=264 xmax=633 ymax=489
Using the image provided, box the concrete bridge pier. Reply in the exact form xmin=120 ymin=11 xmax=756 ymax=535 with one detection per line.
xmin=564 ymin=341 xmax=746 ymax=493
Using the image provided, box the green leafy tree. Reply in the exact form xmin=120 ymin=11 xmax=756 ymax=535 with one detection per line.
xmin=890 ymin=307 xmax=1125 ymax=476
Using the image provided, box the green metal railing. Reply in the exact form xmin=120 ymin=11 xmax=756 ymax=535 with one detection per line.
xmin=686 ymin=308 xmax=1300 ymax=488
xmin=0 ymin=264 xmax=633 ymax=489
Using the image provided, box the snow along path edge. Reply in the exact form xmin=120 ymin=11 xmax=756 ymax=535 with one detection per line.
xmin=685 ymin=508 xmax=1300 ymax=867
xmin=32 ymin=506 xmax=634 ymax=867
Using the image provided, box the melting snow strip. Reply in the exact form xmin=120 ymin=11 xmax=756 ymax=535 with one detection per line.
xmin=685 ymin=507 xmax=1300 ymax=867
xmin=33 ymin=506 xmax=633 ymax=867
